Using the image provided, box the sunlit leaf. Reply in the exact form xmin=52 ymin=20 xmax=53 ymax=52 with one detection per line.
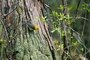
xmin=73 ymin=41 xmax=78 ymax=46
xmin=80 ymin=47 xmax=84 ymax=51
xmin=86 ymin=8 xmax=90 ymax=12
xmin=61 ymin=30 xmax=65 ymax=36
xmin=82 ymin=2 xmax=87 ymax=7
xmin=59 ymin=5 xmax=63 ymax=9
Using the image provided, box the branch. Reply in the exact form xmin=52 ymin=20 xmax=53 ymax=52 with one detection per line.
xmin=75 ymin=0 xmax=81 ymax=17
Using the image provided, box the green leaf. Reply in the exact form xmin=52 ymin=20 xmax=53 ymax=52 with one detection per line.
xmin=59 ymin=44 xmax=63 ymax=49
xmin=0 ymin=39 xmax=6 ymax=44
xmin=36 ymin=16 xmax=39 ymax=20
xmin=60 ymin=13 xmax=64 ymax=20
xmin=51 ymin=29 xmax=56 ymax=33
xmin=59 ymin=5 xmax=63 ymax=9
xmin=16 ymin=6 xmax=22 ymax=14
xmin=73 ymin=41 xmax=78 ymax=45
xmin=41 ymin=16 xmax=47 ymax=23
xmin=86 ymin=8 xmax=90 ymax=12
xmin=52 ymin=11 xmax=58 ymax=16
xmin=61 ymin=30 xmax=65 ymax=36
xmin=82 ymin=2 xmax=87 ymax=7
xmin=80 ymin=47 xmax=84 ymax=51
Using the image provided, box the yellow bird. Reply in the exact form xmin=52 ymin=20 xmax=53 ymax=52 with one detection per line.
xmin=24 ymin=22 xmax=39 ymax=31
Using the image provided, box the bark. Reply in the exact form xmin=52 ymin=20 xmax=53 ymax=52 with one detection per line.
xmin=0 ymin=0 xmax=59 ymax=60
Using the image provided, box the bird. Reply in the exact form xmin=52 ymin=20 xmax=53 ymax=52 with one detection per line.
xmin=23 ymin=22 xmax=39 ymax=31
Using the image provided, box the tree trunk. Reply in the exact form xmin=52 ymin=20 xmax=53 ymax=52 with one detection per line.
xmin=0 ymin=0 xmax=59 ymax=60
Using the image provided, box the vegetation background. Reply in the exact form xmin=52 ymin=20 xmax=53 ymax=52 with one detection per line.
xmin=44 ymin=0 xmax=90 ymax=60
xmin=0 ymin=0 xmax=90 ymax=60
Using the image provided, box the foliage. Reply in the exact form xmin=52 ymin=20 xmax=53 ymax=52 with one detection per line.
xmin=48 ymin=2 xmax=89 ymax=59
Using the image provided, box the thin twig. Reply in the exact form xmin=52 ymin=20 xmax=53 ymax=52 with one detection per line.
xmin=75 ymin=0 xmax=81 ymax=17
